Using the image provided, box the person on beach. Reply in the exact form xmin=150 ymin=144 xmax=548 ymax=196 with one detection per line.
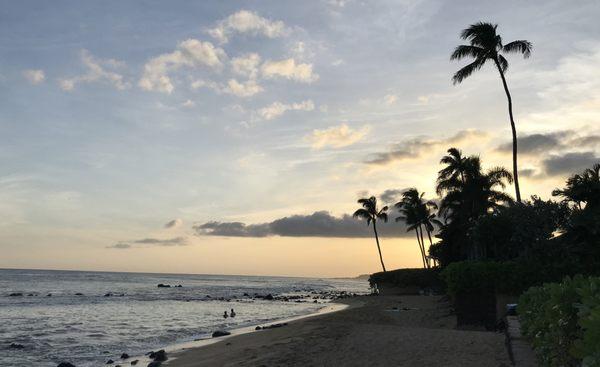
xmin=230 ymin=308 xmax=236 ymax=317
xmin=223 ymin=311 xmax=228 ymax=318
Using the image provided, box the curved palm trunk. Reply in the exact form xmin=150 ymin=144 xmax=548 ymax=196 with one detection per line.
xmin=414 ymin=229 xmax=427 ymax=269
xmin=494 ymin=58 xmax=522 ymax=203
xmin=425 ymin=227 xmax=436 ymax=267
xmin=372 ymin=221 xmax=386 ymax=272
xmin=418 ymin=225 xmax=430 ymax=268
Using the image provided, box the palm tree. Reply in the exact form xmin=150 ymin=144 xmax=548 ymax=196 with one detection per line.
xmin=436 ymin=149 xmax=514 ymax=260
xmin=395 ymin=189 xmax=440 ymax=268
xmin=451 ymin=22 xmax=532 ymax=203
xmin=353 ymin=196 xmax=388 ymax=272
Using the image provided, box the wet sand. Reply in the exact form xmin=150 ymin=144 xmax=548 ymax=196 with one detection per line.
xmin=166 ymin=295 xmax=511 ymax=367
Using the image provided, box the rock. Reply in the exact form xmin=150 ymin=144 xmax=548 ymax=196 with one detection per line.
xmin=157 ymin=284 xmax=170 ymax=288
xmin=47 ymin=293 xmax=52 ymax=297
xmin=57 ymin=363 xmax=76 ymax=367
xmin=8 ymin=293 xmax=23 ymax=297
xmin=106 ymin=360 xmax=114 ymax=364
xmin=255 ymin=326 xmax=262 ymax=330
xmin=120 ymin=353 xmax=129 ymax=359
xmin=264 ymin=294 xmax=274 ymax=300
xmin=149 ymin=349 xmax=167 ymax=362
xmin=147 ymin=362 xmax=161 ymax=367
xmin=130 ymin=360 xmax=138 ymax=365
xmin=75 ymin=293 xmax=84 ymax=296
xmin=175 ymin=285 xmax=182 ymax=288
xmin=27 ymin=293 xmax=35 ymax=296
xmin=9 ymin=343 xmax=25 ymax=349
xmin=243 ymin=292 xmax=250 ymax=297
xmin=212 ymin=330 xmax=231 ymax=338
xmin=104 ymin=293 xmax=112 ymax=297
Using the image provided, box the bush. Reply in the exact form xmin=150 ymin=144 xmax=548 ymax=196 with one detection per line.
xmin=441 ymin=261 xmax=530 ymax=296
xmin=369 ymin=268 xmax=442 ymax=290
xmin=518 ymin=275 xmax=600 ymax=367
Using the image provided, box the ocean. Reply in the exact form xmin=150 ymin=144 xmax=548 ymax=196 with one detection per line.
xmin=1 ymin=268 xmax=369 ymax=367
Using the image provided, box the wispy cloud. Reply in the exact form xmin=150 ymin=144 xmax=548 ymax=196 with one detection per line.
xmin=258 ymin=100 xmax=314 ymax=120
xmin=164 ymin=218 xmax=183 ymax=229
xmin=23 ymin=69 xmax=45 ymax=85
xmin=207 ymin=10 xmax=288 ymax=44
xmin=59 ymin=49 xmax=130 ymax=91
xmin=365 ymin=129 xmax=488 ymax=165
xmin=139 ymin=39 xmax=226 ymax=94
xmin=261 ymin=58 xmax=318 ymax=83
xmin=307 ymin=124 xmax=370 ymax=149
xmin=108 ymin=236 xmax=188 ymax=249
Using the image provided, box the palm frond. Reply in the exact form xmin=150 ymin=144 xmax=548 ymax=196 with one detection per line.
xmin=502 ymin=40 xmax=532 ymax=58
xmin=452 ymin=57 xmax=487 ymax=84
xmin=497 ymin=54 xmax=509 ymax=73
xmin=450 ymin=45 xmax=486 ymax=60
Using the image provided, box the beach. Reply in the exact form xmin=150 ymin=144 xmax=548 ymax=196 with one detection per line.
xmin=166 ymin=295 xmax=511 ymax=367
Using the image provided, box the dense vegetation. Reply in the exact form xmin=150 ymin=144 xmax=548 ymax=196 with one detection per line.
xmin=519 ymin=276 xmax=600 ymax=366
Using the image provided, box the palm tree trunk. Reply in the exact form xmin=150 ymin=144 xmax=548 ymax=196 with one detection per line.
xmin=415 ymin=230 xmax=427 ymax=269
xmin=495 ymin=58 xmax=522 ymax=203
xmin=372 ymin=221 xmax=386 ymax=272
xmin=418 ymin=225 xmax=429 ymax=268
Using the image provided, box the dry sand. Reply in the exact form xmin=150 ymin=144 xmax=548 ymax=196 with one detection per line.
xmin=166 ymin=295 xmax=511 ymax=367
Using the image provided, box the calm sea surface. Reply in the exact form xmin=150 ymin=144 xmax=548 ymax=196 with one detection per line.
xmin=1 ymin=269 xmax=369 ymax=367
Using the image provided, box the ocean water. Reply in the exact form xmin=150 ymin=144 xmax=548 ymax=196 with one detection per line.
xmin=1 ymin=269 xmax=369 ymax=367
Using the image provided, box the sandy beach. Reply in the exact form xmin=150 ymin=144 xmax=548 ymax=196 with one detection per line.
xmin=166 ymin=295 xmax=511 ymax=367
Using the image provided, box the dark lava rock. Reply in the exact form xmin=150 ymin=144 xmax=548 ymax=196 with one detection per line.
xmin=46 ymin=293 xmax=52 ymax=297
xmin=130 ymin=360 xmax=138 ymax=365
xmin=255 ymin=326 xmax=262 ymax=330
xmin=57 ymin=363 xmax=76 ymax=367
xmin=157 ymin=284 xmax=170 ymax=288
xmin=175 ymin=285 xmax=182 ymax=288
xmin=212 ymin=330 xmax=231 ymax=338
xmin=149 ymin=349 xmax=167 ymax=362
xmin=147 ymin=362 xmax=161 ymax=367
xmin=75 ymin=293 xmax=84 ymax=296
xmin=27 ymin=293 xmax=35 ymax=296
xmin=120 ymin=353 xmax=129 ymax=359
xmin=9 ymin=343 xmax=25 ymax=349
xmin=8 ymin=293 xmax=23 ymax=297
xmin=264 ymin=294 xmax=274 ymax=300
xmin=106 ymin=360 xmax=114 ymax=364
xmin=104 ymin=293 xmax=112 ymax=297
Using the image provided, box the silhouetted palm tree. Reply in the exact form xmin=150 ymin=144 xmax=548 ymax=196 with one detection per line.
xmin=395 ymin=189 xmax=440 ymax=268
xmin=451 ymin=22 xmax=532 ymax=203
xmin=553 ymin=163 xmax=600 ymax=210
xmin=353 ymin=196 xmax=388 ymax=272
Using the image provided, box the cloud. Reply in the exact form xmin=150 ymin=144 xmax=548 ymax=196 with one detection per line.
xmin=23 ymin=69 xmax=45 ymax=84
xmin=258 ymin=100 xmax=314 ymax=120
xmin=139 ymin=39 xmax=226 ymax=93
xmin=365 ymin=129 xmax=488 ymax=166
xmin=542 ymin=152 xmax=599 ymax=176
xmin=383 ymin=94 xmax=398 ymax=105
xmin=223 ymin=78 xmax=263 ymax=97
xmin=231 ymin=53 xmax=261 ymax=79
xmin=208 ymin=10 xmax=287 ymax=44
xmin=194 ymin=211 xmax=410 ymax=238
xmin=307 ymin=124 xmax=370 ymax=149
xmin=261 ymin=58 xmax=318 ymax=83
xmin=108 ymin=236 xmax=188 ymax=249
xmin=59 ymin=50 xmax=129 ymax=91
xmin=496 ymin=132 xmax=569 ymax=154
xmin=165 ymin=218 xmax=183 ymax=228
xmin=181 ymin=99 xmax=195 ymax=108
xmin=379 ymin=189 xmax=406 ymax=204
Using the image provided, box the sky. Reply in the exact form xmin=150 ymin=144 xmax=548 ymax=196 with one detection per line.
xmin=1 ymin=0 xmax=600 ymax=277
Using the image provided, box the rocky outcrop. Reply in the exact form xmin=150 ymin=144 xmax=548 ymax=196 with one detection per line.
xmin=211 ymin=330 xmax=231 ymax=337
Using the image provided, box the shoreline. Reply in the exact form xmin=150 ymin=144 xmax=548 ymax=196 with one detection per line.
xmin=164 ymin=295 xmax=511 ymax=367
xmin=129 ymin=299 xmax=359 ymax=366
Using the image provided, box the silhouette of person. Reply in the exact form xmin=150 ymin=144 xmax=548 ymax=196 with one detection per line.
xmin=230 ymin=308 xmax=236 ymax=317
xmin=223 ymin=311 xmax=229 ymax=318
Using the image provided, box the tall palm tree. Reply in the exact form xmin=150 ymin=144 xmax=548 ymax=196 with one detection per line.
xmin=353 ymin=196 xmax=388 ymax=272
xmin=395 ymin=189 xmax=440 ymax=268
xmin=451 ymin=22 xmax=532 ymax=203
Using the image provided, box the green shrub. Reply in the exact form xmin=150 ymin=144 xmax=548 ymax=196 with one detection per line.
xmin=369 ymin=268 xmax=442 ymax=290
xmin=440 ymin=261 xmax=531 ymax=296
xmin=518 ymin=275 xmax=600 ymax=367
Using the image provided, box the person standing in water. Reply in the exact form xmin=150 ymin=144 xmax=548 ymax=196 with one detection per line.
xmin=223 ymin=311 xmax=228 ymax=318
xmin=230 ymin=308 xmax=236 ymax=317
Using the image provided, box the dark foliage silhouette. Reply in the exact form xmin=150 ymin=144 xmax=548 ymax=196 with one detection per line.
xmin=353 ymin=196 xmax=389 ymax=272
